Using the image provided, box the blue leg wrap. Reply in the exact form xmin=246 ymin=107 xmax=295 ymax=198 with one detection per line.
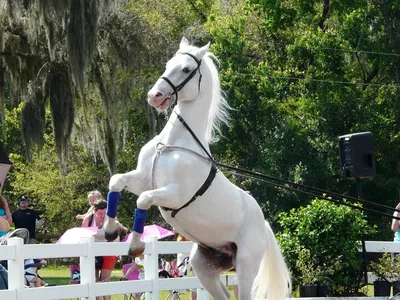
xmin=133 ymin=209 xmax=147 ymax=234
xmin=106 ymin=191 xmax=121 ymax=218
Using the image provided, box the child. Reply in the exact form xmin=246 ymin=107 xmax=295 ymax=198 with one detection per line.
xmin=24 ymin=259 xmax=47 ymax=287
xmin=121 ymin=256 xmax=144 ymax=300
xmin=76 ymin=190 xmax=102 ymax=220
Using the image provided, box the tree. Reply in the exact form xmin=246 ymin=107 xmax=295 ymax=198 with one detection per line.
xmin=2 ymin=0 xmax=399 ymax=239
xmin=277 ymin=199 xmax=376 ymax=295
xmin=2 ymin=0 xmax=214 ymax=233
xmin=1 ymin=0 xmax=217 ymax=175
xmin=205 ymin=0 xmax=400 ymax=236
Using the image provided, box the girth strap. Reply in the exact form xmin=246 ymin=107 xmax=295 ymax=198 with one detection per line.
xmin=161 ymin=164 xmax=217 ymax=218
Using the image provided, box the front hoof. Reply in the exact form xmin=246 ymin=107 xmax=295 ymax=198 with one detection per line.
xmin=104 ymin=217 xmax=120 ymax=241
xmin=128 ymin=241 xmax=145 ymax=258
xmin=105 ymin=229 xmax=120 ymax=242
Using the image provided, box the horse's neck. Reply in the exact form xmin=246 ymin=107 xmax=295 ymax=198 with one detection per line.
xmin=159 ymin=92 xmax=212 ymax=151
xmin=158 ymin=64 xmax=214 ymax=152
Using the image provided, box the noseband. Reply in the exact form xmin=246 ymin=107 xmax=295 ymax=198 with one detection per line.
xmin=160 ymin=52 xmax=202 ymax=102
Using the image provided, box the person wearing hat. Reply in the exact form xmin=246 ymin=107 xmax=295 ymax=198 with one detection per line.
xmin=12 ymin=196 xmax=43 ymax=244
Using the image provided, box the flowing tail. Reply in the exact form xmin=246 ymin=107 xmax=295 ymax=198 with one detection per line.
xmin=252 ymin=221 xmax=291 ymax=300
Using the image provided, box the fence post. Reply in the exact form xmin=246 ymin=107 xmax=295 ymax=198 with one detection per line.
xmin=197 ymin=288 xmax=211 ymax=300
xmin=7 ymin=237 xmax=25 ymax=300
xmin=144 ymin=236 xmax=159 ymax=300
xmin=79 ymin=236 xmax=96 ymax=300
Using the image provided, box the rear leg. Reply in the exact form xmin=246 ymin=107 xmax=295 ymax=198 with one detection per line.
xmin=235 ymin=235 xmax=265 ymax=300
xmin=219 ymin=281 xmax=231 ymax=299
xmin=190 ymin=244 xmax=232 ymax=300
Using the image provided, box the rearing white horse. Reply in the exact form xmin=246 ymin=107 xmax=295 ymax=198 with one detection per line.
xmin=105 ymin=37 xmax=291 ymax=300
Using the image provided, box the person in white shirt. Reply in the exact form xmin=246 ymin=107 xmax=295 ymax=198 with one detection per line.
xmin=24 ymin=259 xmax=47 ymax=287
xmin=82 ymin=200 xmax=128 ymax=300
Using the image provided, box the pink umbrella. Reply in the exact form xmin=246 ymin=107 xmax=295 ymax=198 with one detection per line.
xmin=122 ymin=224 xmax=175 ymax=242
xmin=57 ymin=227 xmax=98 ymax=244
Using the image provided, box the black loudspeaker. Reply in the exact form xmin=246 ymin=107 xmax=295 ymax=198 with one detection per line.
xmin=338 ymin=132 xmax=376 ymax=179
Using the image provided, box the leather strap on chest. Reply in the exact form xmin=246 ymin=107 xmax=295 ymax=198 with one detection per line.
xmin=161 ymin=164 xmax=217 ymax=218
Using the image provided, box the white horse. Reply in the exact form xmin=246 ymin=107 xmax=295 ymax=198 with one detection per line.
xmin=105 ymin=37 xmax=291 ymax=300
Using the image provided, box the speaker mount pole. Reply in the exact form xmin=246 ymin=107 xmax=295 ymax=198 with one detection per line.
xmin=356 ymin=177 xmax=361 ymax=200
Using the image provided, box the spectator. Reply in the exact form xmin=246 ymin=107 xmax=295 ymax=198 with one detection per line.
xmin=176 ymin=233 xmax=197 ymax=300
xmin=392 ymin=202 xmax=400 ymax=239
xmin=24 ymin=258 xmax=47 ymax=287
xmin=0 ymin=190 xmax=12 ymax=237
xmin=135 ymin=255 xmax=145 ymax=281
xmin=12 ymin=196 xmax=43 ymax=244
xmin=82 ymin=199 xmax=128 ymax=300
xmin=121 ymin=256 xmax=144 ymax=300
xmin=0 ymin=217 xmax=9 ymax=236
xmin=177 ymin=234 xmax=190 ymax=276
xmin=0 ymin=264 xmax=7 ymax=290
xmin=76 ymin=190 xmax=102 ymax=221
xmin=392 ymin=203 xmax=400 ymax=261
xmin=225 ymin=267 xmax=238 ymax=299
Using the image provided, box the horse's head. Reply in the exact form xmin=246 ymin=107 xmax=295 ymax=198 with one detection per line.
xmin=147 ymin=37 xmax=210 ymax=111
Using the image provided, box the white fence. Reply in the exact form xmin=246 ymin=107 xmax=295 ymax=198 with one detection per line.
xmin=0 ymin=236 xmax=236 ymax=300
xmin=0 ymin=238 xmax=399 ymax=300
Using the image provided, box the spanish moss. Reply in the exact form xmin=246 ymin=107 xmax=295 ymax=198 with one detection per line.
xmin=21 ymin=83 xmax=45 ymax=160
xmin=67 ymin=0 xmax=86 ymax=96
xmin=0 ymin=0 xmax=164 ymax=174
xmin=45 ymin=62 xmax=75 ymax=166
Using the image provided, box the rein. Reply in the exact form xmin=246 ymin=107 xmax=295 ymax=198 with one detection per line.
xmin=160 ymin=52 xmax=202 ymax=103
xmin=155 ymin=52 xmax=398 ymax=221
xmin=175 ymin=112 xmax=219 ymax=167
xmin=160 ymin=113 xmax=400 ymax=220
xmin=175 ymin=113 xmax=400 ymax=220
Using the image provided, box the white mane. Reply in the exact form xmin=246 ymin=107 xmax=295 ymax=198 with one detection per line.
xmin=178 ymin=45 xmax=231 ymax=143
xmin=203 ymin=52 xmax=231 ymax=143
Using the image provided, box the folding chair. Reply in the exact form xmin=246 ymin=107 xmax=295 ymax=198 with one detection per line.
xmin=0 ymin=228 xmax=29 ymax=245
xmin=70 ymin=265 xmax=80 ymax=284
xmin=164 ymin=290 xmax=182 ymax=300
xmin=159 ymin=266 xmax=183 ymax=300
xmin=177 ymin=256 xmax=190 ymax=277
xmin=66 ymin=265 xmax=81 ymax=300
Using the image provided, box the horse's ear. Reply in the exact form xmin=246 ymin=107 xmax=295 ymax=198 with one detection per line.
xmin=195 ymin=42 xmax=210 ymax=60
xmin=180 ymin=37 xmax=189 ymax=49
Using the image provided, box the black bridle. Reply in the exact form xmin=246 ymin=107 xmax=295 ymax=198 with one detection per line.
xmin=160 ymin=52 xmax=203 ymax=103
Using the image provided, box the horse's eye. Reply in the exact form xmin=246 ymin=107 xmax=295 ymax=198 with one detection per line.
xmin=182 ymin=67 xmax=190 ymax=73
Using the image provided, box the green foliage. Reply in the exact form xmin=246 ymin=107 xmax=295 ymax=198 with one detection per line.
xmin=370 ymin=253 xmax=400 ymax=282
xmin=202 ymin=0 xmax=400 ymax=239
xmin=8 ymin=142 xmax=109 ymax=235
xmin=296 ymin=247 xmax=342 ymax=285
xmin=277 ymin=199 xmax=376 ymax=295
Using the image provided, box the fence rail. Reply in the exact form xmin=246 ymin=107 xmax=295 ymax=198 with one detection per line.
xmin=0 ymin=236 xmax=224 ymax=300
xmin=1 ymin=239 xmax=399 ymax=299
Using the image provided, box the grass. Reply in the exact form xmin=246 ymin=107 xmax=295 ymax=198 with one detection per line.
xmin=38 ymin=266 xmax=378 ymax=299
xmin=38 ymin=265 xmax=238 ymax=299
